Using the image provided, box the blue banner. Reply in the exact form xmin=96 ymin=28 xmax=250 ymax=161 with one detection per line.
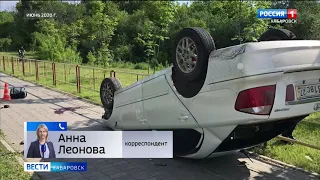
xmin=257 ymin=9 xmax=287 ymax=19
xmin=26 ymin=122 xmax=67 ymax=131
xmin=50 ymin=162 xmax=87 ymax=172
xmin=24 ymin=162 xmax=87 ymax=172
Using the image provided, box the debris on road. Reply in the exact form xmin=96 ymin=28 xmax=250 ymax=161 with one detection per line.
xmin=154 ymin=163 xmax=167 ymax=166
xmin=54 ymin=106 xmax=86 ymax=114
xmin=149 ymin=159 xmax=167 ymax=166
xmin=0 ymin=105 xmax=10 ymax=109
xmin=10 ymin=87 xmax=27 ymax=99
xmin=237 ymin=161 xmax=247 ymax=167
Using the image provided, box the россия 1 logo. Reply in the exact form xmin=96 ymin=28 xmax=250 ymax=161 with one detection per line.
xmin=257 ymin=9 xmax=297 ymax=24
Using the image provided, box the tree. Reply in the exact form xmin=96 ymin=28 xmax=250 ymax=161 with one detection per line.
xmin=13 ymin=1 xmax=47 ymax=49
xmin=0 ymin=38 xmax=12 ymax=51
xmin=135 ymin=19 xmax=157 ymax=73
xmin=6 ymin=0 xmax=319 ymax=71
xmin=32 ymin=19 xmax=81 ymax=63
xmin=281 ymin=1 xmax=320 ymax=40
xmin=81 ymin=1 xmax=118 ymax=66
xmin=0 ymin=11 xmax=14 ymax=37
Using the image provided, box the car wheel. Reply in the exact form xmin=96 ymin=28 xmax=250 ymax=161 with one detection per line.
xmin=258 ymin=28 xmax=297 ymax=41
xmin=172 ymin=27 xmax=215 ymax=98
xmin=173 ymin=27 xmax=215 ymax=82
xmin=100 ymin=77 xmax=122 ymax=110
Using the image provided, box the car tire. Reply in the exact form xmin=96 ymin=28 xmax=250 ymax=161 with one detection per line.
xmin=258 ymin=28 xmax=297 ymax=41
xmin=172 ymin=27 xmax=215 ymax=98
xmin=172 ymin=27 xmax=215 ymax=82
xmin=100 ymin=77 xmax=122 ymax=110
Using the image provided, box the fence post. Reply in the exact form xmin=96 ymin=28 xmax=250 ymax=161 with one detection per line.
xmin=11 ymin=57 xmax=14 ymax=74
xmin=44 ymin=62 xmax=46 ymax=78
xmin=109 ymin=70 xmax=116 ymax=78
xmin=52 ymin=62 xmax=56 ymax=86
xmin=22 ymin=58 xmax=25 ymax=76
xmin=29 ymin=60 xmax=31 ymax=73
xmin=3 ymin=56 xmax=5 ymax=71
xmin=64 ymin=64 xmax=67 ymax=82
xmin=136 ymin=74 xmax=138 ymax=81
xmin=35 ymin=61 xmax=39 ymax=81
xmin=78 ymin=66 xmax=81 ymax=93
xmin=93 ymin=69 xmax=95 ymax=89
xmin=76 ymin=66 xmax=79 ymax=93
xmin=16 ymin=58 xmax=19 ymax=71
xmin=76 ymin=65 xmax=81 ymax=93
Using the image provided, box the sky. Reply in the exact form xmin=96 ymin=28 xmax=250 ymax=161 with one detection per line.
xmin=0 ymin=1 xmax=18 ymax=11
xmin=0 ymin=1 xmax=192 ymax=12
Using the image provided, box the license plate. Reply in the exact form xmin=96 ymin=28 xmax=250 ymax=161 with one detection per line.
xmin=296 ymin=83 xmax=320 ymax=99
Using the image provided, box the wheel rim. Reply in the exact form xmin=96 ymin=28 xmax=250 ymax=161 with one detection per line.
xmin=176 ymin=37 xmax=198 ymax=73
xmin=102 ymin=82 xmax=114 ymax=105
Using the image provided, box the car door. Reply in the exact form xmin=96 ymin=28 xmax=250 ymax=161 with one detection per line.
xmin=113 ymin=81 xmax=148 ymax=129
xmin=142 ymin=74 xmax=199 ymax=129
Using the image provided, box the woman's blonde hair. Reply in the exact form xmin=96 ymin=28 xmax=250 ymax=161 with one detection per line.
xmin=36 ymin=124 xmax=48 ymax=140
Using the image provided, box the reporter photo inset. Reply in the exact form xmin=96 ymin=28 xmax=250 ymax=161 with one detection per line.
xmin=27 ymin=124 xmax=56 ymax=158
xmin=24 ymin=122 xmax=67 ymax=159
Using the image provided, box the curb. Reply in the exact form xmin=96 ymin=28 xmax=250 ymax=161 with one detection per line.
xmin=0 ymin=136 xmax=42 ymax=180
xmin=248 ymin=151 xmax=320 ymax=178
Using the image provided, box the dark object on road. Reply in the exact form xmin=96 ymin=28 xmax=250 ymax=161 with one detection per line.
xmin=0 ymin=105 xmax=10 ymax=109
xmin=10 ymin=87 xmax=27 ymax=99
xmin=154 ymin=163 xmax=167 ymax=166
xmin=237 ymin=161 xmax=247 ymax=167
xmin=54 ymin=107 xmax=82 ymax=114
xmin=20 ymin=141 xmax=24 ymax=145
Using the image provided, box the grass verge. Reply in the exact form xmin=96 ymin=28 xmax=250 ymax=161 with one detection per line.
xmin=0 ymin=130 xmax=30 ymax=180
xmin=252 ymin=113 xmax=320 ymax=174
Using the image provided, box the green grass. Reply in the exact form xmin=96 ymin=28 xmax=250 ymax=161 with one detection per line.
xmin=0 ymin=51 xmax=38 ymax=60
xmin=0 ymin=135 xmax=30 ymax=180
xmin=252 ymin=113 xmax=320 ymax=174
xmin=1 ymin=52 xmax=320 ymax=174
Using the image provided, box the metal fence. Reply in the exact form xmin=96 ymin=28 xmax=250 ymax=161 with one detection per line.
xmin=0 ymin=56 xmax=150 ymax=96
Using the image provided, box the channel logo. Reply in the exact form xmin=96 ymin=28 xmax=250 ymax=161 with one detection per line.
xmin=24 ymin=162 xmax=87 ymax=172
xmin=257 ymin=9 xmax=297 ymax=19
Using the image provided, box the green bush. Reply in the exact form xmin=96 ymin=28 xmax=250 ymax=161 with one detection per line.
xmin=133 ymin=62 xmax=149 ymax=70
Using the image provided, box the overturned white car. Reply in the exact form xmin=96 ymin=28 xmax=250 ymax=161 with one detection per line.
xmin=100 ymin=27 xmax=320 ymax=159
